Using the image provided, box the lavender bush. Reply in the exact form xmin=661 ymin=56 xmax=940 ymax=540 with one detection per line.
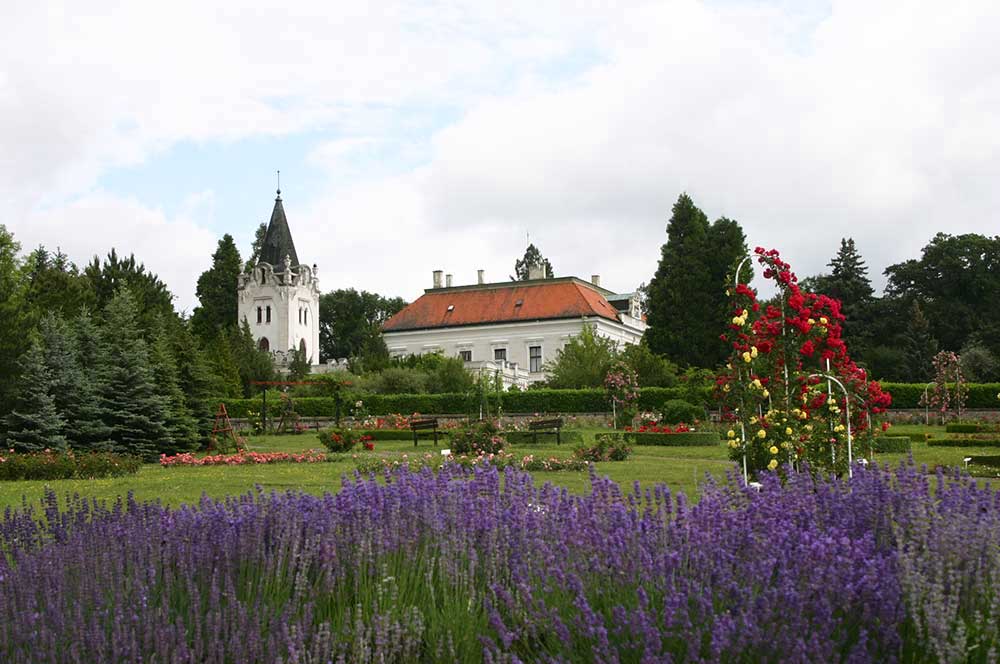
xmin=1 ymin=462 xmax=999 ymax=662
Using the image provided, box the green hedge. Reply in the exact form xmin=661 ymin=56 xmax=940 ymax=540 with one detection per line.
xmin=927 ymin=438 xmax=1000 ymax=448
xmin=354 ymin=429 xmax=453 ymax=441
xmin=873 ymin=436 xmax=911 ymax=453
xmin=969 ymin=455 xmax=1000 ymax=469
xmin=946 ymin=423 xmax=993 ymax=434
xmin=505 ymin=431 xmax=584 ymax=445
xmin=211 ymin=382 xmax=1000 ymax=419
xmin=624 ymin=432 xmax=720 ymax=446
xmin=880 ymin=383 xmax=1000 ymax=409
xmin=0 ymin=452 xmax=142 ymax=481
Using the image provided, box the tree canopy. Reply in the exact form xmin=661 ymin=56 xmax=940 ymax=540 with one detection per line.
xmin=191 ymin=234 xmax=242 ymax=341
xmin=513 ymin=244 xmax=554 ymax=280
xmin=319 ymin=289 xmax=407 ymax=363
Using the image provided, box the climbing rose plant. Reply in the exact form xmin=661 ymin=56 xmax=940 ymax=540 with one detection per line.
xmin=604 ymin=361 xmax=639 ymax=428
xmin=919 ymin=350 xmax=967 ymax=422
xmin=716 ymin=247 xmax=892 ymax=477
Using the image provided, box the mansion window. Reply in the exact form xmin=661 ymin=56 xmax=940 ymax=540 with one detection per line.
xmin=494 ymin=348 xmax=507 ymax=362
xmin=266 ymin=306 xmax=272 ymax=323
xmin=529 ymin=346 xmax=542 ymax=373
xmin=298 ymin=307 xmax=302 ymax=324
xmin=258 ymin=337 xmax=270 ymax=352
xmin=256 ymin=307 xmax=262 ymax=324
xmin=459 ymin=350 xmax=472 ymax=362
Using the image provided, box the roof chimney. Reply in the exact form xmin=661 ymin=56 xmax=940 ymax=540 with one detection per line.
xmin=445 ymin=273 xmax=453 ymax=288
xmin=591 ymin=274 xmax=601 ymax=287
xmin=477 ymin=269 xmax=485 ymax=285
xmin=432 ymin=270 xmax=443 ymax=288
xmin=527 ymin=263 xmax=545 ymax=280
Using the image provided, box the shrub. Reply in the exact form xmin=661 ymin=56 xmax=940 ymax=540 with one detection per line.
xmin=873 ymin=436 xmax=911 ymax=453
xmin=660 ymin=399 xmax=704 ymax=425
xmin=450 ymin=421 xmax=506 ymax=455
xmin=928 ymin=438 xmax=1000 ymax=448
xmin=318 ymin=428 xmax=364 ymax=453
xmin=946 ymin=423 xmax=992 ymax=434
xmin=518 ymin=456 xmax=589 ymax=471
xmin=572 ymin=433 xmax=631 ymax=462
xmin=624 ymin=431 xmax=720 ymax=446
xmin=0 ymin=451 xmax=141 ymax=481
xmin=504 ymin=430 xmax=584 ymax=445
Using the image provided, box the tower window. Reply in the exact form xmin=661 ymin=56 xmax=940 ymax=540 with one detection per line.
xmin=304 ymin=309 xmax=308 ymax=325
xmin=266 ymin=306 xmax=272 ymax=323
xmin=298 ymin=307 xmax=302 ymax=324
xmin=258 ymin=337 xmax=270 ymax=352
xmin=256 ymin=307 xmax=262 ymax=324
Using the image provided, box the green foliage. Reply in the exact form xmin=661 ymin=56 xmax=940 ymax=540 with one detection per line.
xmin=191 ymin=234 xmax=243 ymax=341
xmin=645 ymin=194 xmax=750 ymax=368
xmin=624 ymin=431 xmax=720 ymax=446
xmin=946 ymin=423 xmax=993 ymax=434
xmin=872 ymin=436 xmax=911 ymax=453
xmin=659 ymin=399 xmax=705 ymax=424
xmin=318 ymin=288 xmax=406 ymax=363
xmin=287 ymin=346 xmax=312 ymax=380
xmin=545 ymin=324 xmax=618 ymax=388
xmin=504 ymin=430 xmax=584 ymax=445
xmin=0 ymin=226 xmax=29 ymax=420
xmin=513 ymin=243 xmax=554 ymax=279
xmin=960 ymin=343 xmax=1000 ymax=382
xmin=169 ymin=320 xmax=218 ymax=442
xmin=149 ymin=318 xmax=200 ymax=454
xmin=207 ymin=330 xmax=244 ymax=398
xmin=928 ymin=438 xmax=1000 ymax=447
xmin=901 ymin=301 xmax=937 ymax=382
xmin=22 ymin=246 xmax=95 ymax=323
xmin=243 ymin=222 xmax=267 ymax=273
xmin=449 ymin=421 xmax=505 ymax=455
xmin=98 ymin=289 xmax=171 ymax=459
xmin=317 ymin=428 xmax=362 ymax=453
xmin=0 ymin=451 xmax=141 ymax=481
xmin=619 ymin=342 xmax=678 ymax=387
xmin=4 ymin=340 xmax=67 ymax=452
xmin=231 ymin=319 xmax=275 ymax=396
xmin=84 ymin=249 xmax=175 ymax=335
xmin=572 ymin=433 xmax=631 ymax=461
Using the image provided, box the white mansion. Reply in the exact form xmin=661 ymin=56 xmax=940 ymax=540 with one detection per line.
xmin=237 ymin=189 xmax=321 ymax=364
xmin=382 ymin=266 xmax=647 ymax=388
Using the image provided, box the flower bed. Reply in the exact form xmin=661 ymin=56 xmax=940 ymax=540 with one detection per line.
xmin=0 ymin=451 xmax=141 ymax=481
xmin=3 ymin=463 xmax=1000 ymax=661
xmin=159 ymin=450 xmax=330 ymax=466
xmin=572 ymin=433 xmax=631 ymax=461
xmin=624 ymin=431 xmax=720 ymax=446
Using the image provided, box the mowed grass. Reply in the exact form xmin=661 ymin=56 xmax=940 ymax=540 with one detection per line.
xmin=0 ymin=425 xmax=994 ymax=510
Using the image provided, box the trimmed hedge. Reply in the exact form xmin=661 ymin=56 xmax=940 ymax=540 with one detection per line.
xmin=927 ymin=438 xmax=1000 ymax=448
xmin=946 ymin=423 xmax=993 ymax=434
xmin=505 ymin=431 xmax=584 ymax=445
xmin=355 ymin=429 xmax=452 ymax=442
xmin=873 ymin=436 xmax=911 ymax=453
xmin=880 ymin=383 xmax=1000 ymax=409
xmin=211 ymin=382 xmax=1000 ymax=418
xmin=969 ymin=455 xmax=1000 ymax=469
xmin=0 ymin=452 xmax=142 ymax=481
xmin=624 ymin=432 xmax=720 ymax=446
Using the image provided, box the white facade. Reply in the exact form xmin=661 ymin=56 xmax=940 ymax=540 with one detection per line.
xmin=237 ymin=260 xmax=321 ymax=364
xmin=384 ymin=315 xmax=645 ymax=388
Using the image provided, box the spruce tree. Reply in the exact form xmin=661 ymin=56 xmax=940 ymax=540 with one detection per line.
xmin=208 ymin=329 xmax=245 ymax=398
xmin=646 ymin=194 xmax=747 ymax=368
xmin=69 ymin=310 xmax=116 ymax=450
xmin=149 ymin=317 xmax=199 ymax=454
xmin=826 ymin=238 xmax=874 ymax=303
xmin=5 ymin=340 xmax=67 ymax=452
xmin=39 ymin=313 xmax=112 ymax=450
xmin=513 ymin=244 xmax=554 ymax=280
xmin=171 ymin=320 xmax=218 ymax=443
xmin=0 ymin=225 xmax=30 ymax=420
xmin=98 ymin=289 xmax=171 ymax=458
xmin=232 ymin=320 xmax=275 ymax=396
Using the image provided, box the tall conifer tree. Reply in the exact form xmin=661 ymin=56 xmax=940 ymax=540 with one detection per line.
xmin=191 ymin=234 xmax=243 ymax=341
xmin=98 ymin=289 xmax=171 ymax=458
xmin=149 ymin=317 xmax=199 ymax=453
xmin=4 ymin=340 xmax=67 ymax=452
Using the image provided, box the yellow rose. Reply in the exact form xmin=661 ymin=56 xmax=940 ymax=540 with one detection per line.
xmin=751 ymin=346 xmax=759 ymax=358
xmin=761 ymin=389 xmax=769 ymax=398
xmin=723 ymin=384 xmax=731 ymax=392
xmin=785 ymin=427 xmax=793 ymax=436
xmin=750 ymin=416 xmax=759 ymax=424
xmin=742 ymin=309 xmax=748 ymax=317
xmin=742 ymin=352 xmax=752 ymax=363
xmin=727 ymin=430 xmax=736 ymax=438
xmin=732 ymin=316 xmax=743 ymax=325
xmin=769 ymin=446 xmax=778 ymax=455
xmin=752 ymin=378 xmax=762 ymax=388
xmin=800 ymin=411 xmax=808 ymax=420
xmin=820 ymin=317 xmax=828 ymax=324
xmin=757 ymin=429 xmax=767 ymax=439
xmin=728 ymin=440 xmax=739 ymax=449
xmin=768 ymin=459 xmax=778 ymax=470
xmin=808 ymin=318 xmax=815 ymax=325
xmin=805 ymin=424 xmax=813 ymax=432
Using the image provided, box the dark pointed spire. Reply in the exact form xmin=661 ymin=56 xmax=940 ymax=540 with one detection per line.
xmin=259 ymin=189 xmax=299 ymax=272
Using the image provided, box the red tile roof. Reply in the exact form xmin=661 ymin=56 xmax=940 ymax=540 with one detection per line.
xmin=383 ymin=280 xmax=621 ymax=332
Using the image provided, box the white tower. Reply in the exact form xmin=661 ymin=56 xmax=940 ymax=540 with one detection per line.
xmin=237 ymin=189 xmax=321 ymax=365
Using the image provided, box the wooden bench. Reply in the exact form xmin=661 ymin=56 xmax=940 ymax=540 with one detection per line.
xmin=410 ymin=418 xmax=439 ymax=447
xmin=529 ymin=418 xmax=564 ymax=444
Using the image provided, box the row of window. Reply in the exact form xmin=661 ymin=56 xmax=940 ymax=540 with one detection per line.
xmin=458 ymin=346 xmax=543 ymax=373
xmin=257 ymin=337 xmax=308 ymax=355
xmin=254 ymin=305 xmax=311 ymax=325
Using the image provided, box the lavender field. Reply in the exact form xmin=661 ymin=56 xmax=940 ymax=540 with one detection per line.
xmin=1 ymin=462 xmax=998 ymax=663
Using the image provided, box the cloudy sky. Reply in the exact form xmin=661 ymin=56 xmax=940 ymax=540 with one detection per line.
xmin=4 ymin=0 xmax=998 ymax=312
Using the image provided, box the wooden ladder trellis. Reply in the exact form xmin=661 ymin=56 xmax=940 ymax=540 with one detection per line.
xmin=210 ymin=403 xmax=243 ymax=452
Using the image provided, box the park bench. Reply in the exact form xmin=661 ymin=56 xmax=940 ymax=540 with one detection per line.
xmin=410 ymin=418 xmax=440 ymax=447
xmin=528 ymin=418 xmax=564 ymax=445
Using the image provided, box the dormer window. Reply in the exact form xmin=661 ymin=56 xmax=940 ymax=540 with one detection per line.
xmin=514 ymin=299 xmax=523 ymax=307
xmin=447 ymin=304 xmax=455 ymax=312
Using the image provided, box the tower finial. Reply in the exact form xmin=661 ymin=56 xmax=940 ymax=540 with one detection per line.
xmin=276 ymin=169 xmax=281 ymax=197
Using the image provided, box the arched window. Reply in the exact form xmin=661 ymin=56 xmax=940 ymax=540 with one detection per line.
xmin=256 ymin=307 xmax=262 ymax=324
xmin=258 ymin=337 xmax=270 ymax=352
xmin=304 ymin=309 xmax=308 ymax=325
xmin=298 ymin=307 xmax=302 ymax=324
xmin=266 ymin=306 xmax=272 ymax=323
xmin=299 ymin=338 xmax=307 ymax=357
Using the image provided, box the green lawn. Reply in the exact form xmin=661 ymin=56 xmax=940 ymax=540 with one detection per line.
xmin=0 ymin=426 xmax=995 ymax=511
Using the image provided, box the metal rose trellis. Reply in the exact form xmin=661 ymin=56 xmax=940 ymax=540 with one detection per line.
xmin=605 ymin=361 xmax=639 ymax=429
xmin=919 ymin=350 xmax=967 ymax=423
xmin=717 ymin=247 xmax=892 ymax=481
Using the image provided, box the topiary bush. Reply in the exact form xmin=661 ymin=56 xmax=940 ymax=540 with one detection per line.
xmin=659 ymin=399 xmax=704 ymax=425
xmin=450 ymin=421 xmax=506 ymax=455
